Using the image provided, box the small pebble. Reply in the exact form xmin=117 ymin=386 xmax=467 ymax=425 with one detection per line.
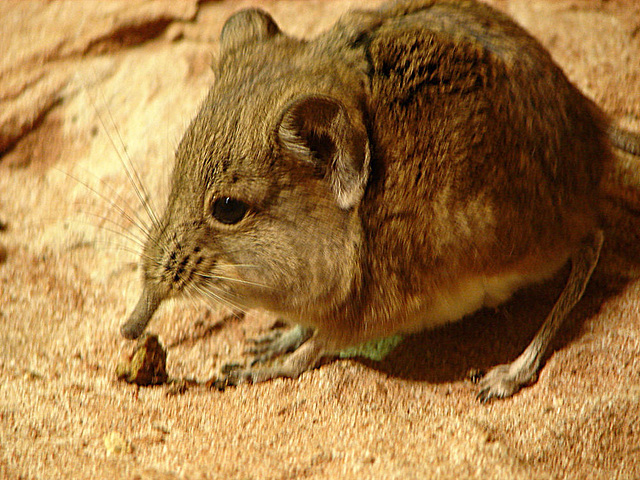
xmin=116 ymin=334 xmax=168 ymax=386
xmin=103 ymin=431 xmax=132 ymax=455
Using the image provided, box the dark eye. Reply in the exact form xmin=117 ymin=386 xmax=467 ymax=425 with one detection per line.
xmin=211 ymin=197 xmax=249 ymax=225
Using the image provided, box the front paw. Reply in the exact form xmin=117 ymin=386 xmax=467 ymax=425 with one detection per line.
xmin=245 ymin=330 xmax=286 ymax=356
xmin=212 ymin=331 xmax=325 ymax=390
xmin=215 ymin=363 xmax=290 ymax=388
xmin=209 ymin=362 xmax=256 ymax=389
xmin=245 ymin=324 xmax=314 ymax=364
xmin=223 ymin=366 xmax=256 ymax=386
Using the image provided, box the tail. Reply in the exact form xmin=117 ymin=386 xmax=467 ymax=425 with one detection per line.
xmin=602 ymin=123 xmax=640 ymax=206
xmin=608 ymin=125 xmax=640 ymax=156
xmin=600 ymin=124 xmax=640 ymax=279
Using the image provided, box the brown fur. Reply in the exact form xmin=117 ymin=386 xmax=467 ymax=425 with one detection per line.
xmin=121 ymin=0 xmax=625 ymax=400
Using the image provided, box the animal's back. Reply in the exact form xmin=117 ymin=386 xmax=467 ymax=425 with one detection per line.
xmin=346 ymin=1 xmax=611 ymax=263
xmin=320 ymin=0 xmax=614 ymax=335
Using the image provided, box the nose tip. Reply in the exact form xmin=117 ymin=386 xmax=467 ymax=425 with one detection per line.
xmin=120 ymin=319 xmax=146 ymax=340
xmin=119 ymin=286 xmax=163 ymax=339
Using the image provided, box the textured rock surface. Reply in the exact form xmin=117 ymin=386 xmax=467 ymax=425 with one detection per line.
xmin=1 ymin=1 xmax=640 ymax=478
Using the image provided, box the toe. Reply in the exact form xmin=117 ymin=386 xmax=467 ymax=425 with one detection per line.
xmin=475 ymin=364 xmax=521 ymax=402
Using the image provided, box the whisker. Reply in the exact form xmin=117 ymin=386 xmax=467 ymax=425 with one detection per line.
xmin=182 ymin=286 xmax=207 ymax=316
xmin=70 ymin=212 xmax=147 ymax=249
xmin=65 ymin=165 xmax=152 ymax=237
xmin=182 ymin=280 xmax=247 ymax=322
xmin=83 ymin=83 xmax=161 ymax=229
xmin=64 ymin=236 xmax=155 ymax=264
xmin=83 ymin=241 xmax=145 ymax=259
xmin=191 ymin=282 xmax=248 ymax=316
xmin=58 ymin=169 xmax=151 ymax=241
xmin=190 ymin=286 xmax=234 ymax=313
xmin=193 ymin=272 xmax=273 ymax=290
xmin=96 ymin=88 xmax=162 ymax=229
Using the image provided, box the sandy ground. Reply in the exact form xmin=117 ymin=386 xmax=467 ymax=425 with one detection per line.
xmin=1 ymin=1 xmax=640 ymax=478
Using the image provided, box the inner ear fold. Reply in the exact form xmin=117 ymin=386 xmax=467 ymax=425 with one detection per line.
xmin=278 ymin=95 xmax=370 ymax=209
xmin=220 ymin=8 xmax=281 ymax=53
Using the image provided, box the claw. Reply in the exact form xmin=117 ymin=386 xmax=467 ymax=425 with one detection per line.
xmin=247 ymin=330 xmax=283 ymax=347
xmin=467 ymin=368 xmax=485 ymax=384
xmin=476 ymin=386 xmax=504 ymax=404
xmin=244 ymin=331 xmax=283 ymax=356
xmin=220 ymin=361 xmax=242 ymax=375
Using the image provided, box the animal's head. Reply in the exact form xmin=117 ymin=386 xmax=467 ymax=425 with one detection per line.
xmin=121 ymin=9 xmax=371 ymax=339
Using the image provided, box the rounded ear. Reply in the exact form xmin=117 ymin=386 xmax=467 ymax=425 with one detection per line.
xmin=220 ymin=9 xmax=281 ymax=53
xmin=277 ymin=95 xmax=370 ymax=210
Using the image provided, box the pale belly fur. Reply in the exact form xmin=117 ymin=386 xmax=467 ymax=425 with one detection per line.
xmin=402 ymin=256 xmax=570 ymax=334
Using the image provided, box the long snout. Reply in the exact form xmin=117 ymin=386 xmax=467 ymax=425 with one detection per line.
xmin=120 ymin=286 xmax=163 ymax=339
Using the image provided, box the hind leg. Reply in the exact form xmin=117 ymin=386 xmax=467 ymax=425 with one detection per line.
xmin=477 ymin=230 xmax=604 ymax=402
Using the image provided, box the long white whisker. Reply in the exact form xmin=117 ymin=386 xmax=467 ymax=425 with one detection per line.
xmin=83 ymin=83 xmax=161 ymax=229
xmin=59 ymin=169 xmax=151 ymax=241
xmin=71 ymin=213 xmax=147 ymax=249
xmin=84 ymin=241 xmax=145 ymax=259
xmin=97 ymin=88 xmax=162 ymax=229
xmin=192 ymin=287 xmax=237 ymax=314
xmin=191 ymin=282 xmax=248 ymax=316
xmin=182 ymin=285 xmax=208 ymax=316
xmin=66 ymin=165 xmax=153 ymax=236
xmin=193 ymin=272 xmax=273 ymax=290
